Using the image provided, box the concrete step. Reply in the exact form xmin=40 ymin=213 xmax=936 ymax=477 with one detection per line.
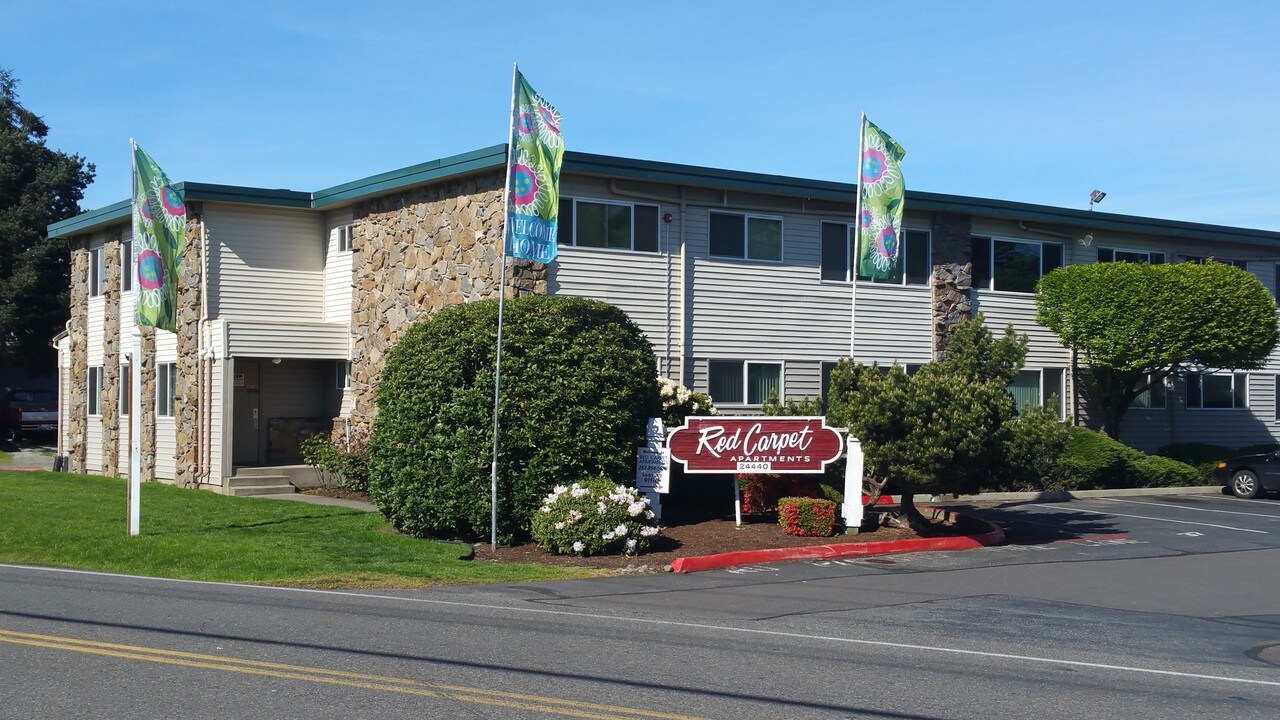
xmin=227 ymin=474 xmax=290 ymax=487
xmin=232 ymin=465 xmax=322 ymax=488
xmin=227 ymin=483 xmax=297 ymax=497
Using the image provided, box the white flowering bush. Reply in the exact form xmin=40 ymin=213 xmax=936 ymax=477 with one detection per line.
xmin=658 ymin=375 xmax=717 ymax=428
xmin=531 ymin=475 xmax=662 ymax=556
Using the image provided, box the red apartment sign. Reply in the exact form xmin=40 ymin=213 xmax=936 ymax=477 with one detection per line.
xmin=668 ymin=416 xmax=844 ymax=474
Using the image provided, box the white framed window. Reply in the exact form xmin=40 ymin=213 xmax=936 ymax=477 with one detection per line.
xmin=89 ymin=245 xmax=105 ymax=297
xmin=1183 ymin=255 xmax=1247 ymax=269
xmin=336 ymin=360 xmax=351 ymax=390
xmin=121 ymin=239 xmax=133 ymax=292
xmin=337 ymin=224 xmax=354 ymax=252
xmin=972 ymin=236 xmax=1063 ymax=293
xmin=156 ymin=362 xmax=175 ymax=418
xmin=1186 ymin=372 xmax=1247 ymax=409
xmin=820 ymin=222 xmax=931 ymax=285
xmin=1007 ymin=368 xmax=1065 ymax=417
xmin=87 ymin=366 xmax=103 ymax=416
xmin=556 ymin=197 xmax=659 ymax=252
xmin=119 ymin=361 xmax=131 ymax=416
xmin=708 ymin=360 xmax=783 ymax=406
xmin=1130 ymin=373 xmax=1167 ymax=410
xmin=709 ymin=211 xmax=783 ymax=262
xmin=1098 ymin=247 xmax=1165 ymax=264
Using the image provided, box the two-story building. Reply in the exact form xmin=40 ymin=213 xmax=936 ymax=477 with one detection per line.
xmin=47 ymin=145 xmax=1280 ymax=492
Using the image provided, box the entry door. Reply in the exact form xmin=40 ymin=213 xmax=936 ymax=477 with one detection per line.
xmin=233 ymin=360 xmax=262 ymax=465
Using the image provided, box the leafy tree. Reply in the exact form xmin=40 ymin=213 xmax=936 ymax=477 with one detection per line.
xmin=0 ymin=67 xmax=95 ymax=373
xmin=1036 ymin=261 xmax=1278 ymax=437
xmin=367 ymin=294 xmax=658 ymax=542
xmin=825 ymin=318 xmax=1048 ymax=529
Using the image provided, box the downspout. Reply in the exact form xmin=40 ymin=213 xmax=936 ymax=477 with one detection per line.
xmin=199 ymin=218 xmax=212 ymax=485
xmin=607 ymin=180 xmax=689 ymax=385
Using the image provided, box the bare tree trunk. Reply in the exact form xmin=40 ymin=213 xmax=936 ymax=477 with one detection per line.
xmin=899 ymin=493 xmax=935 ymax=534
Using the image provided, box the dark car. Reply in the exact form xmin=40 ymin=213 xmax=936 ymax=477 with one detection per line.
xmin=1214 ymin=450 xmax=1280 ymax=499
xmin=1 ymin=388 xmax=57 ymax=442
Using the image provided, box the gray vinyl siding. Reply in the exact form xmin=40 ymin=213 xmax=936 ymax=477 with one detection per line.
xmin=851 ymin=285 xmax=932 ymax=365
xmin=971 ymin=291 xmax=1070 ymax=368
xmin=206 ymin=205 xmax=325 ymax=321
xmin=323 ymin=210 xmax=354 ymax=324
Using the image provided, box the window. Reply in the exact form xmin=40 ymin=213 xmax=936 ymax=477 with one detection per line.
xmin=156 ymin=362 xmax=175 ymax=418
xmin=1186 ymin=372 xmax=1247 ymax=409
xmin=1098 ymin=247 xmax=1165 ymax=264
xmin=971 ymin=237 xmax=1063 ymax=293
xmin=89 ymin=246 xmax=104 ymax=297
xmin=708 ymin=360 xmax=782 ymax=405
xmin=1007 ymin=368 xmax=1065 ymax=417
xmin=121 ymin=239 xmax=133 ymax=292
xmin=1183 ymin=255 xmax=1246 ymax=269
xmin=1274 ymin=376 xmax=1279 ymax=422
xmin=556 ymin=198 xmax=659 ymax=252
xmin=336 ymin=360 xmax=351 ymax=390
xmin=88 ymin=366 xmax=103 ymax=416
xmin=337 ymin=224 xmax=354 ymax=252
xmin=709 ymin=212 xmax=782 ymax=262
xmin=119 ymin=362 xmax=131 ymax=416
xmin=1130 ymin=373 xmax=1167 ymax=410
xmin=821 ymin=222 xmax=930 ymax=284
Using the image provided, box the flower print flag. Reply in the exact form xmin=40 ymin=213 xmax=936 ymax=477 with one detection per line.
xmin=505 ymin=69 xmax=564 ymax=264
xmin=131 ymin=142 xmax=186 ymax=331
xmin=856 ymin=117 xmax=906 ymax=281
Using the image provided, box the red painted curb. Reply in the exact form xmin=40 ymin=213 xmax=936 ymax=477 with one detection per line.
xmin=668 ymin=507 xmax=1004 ymax=573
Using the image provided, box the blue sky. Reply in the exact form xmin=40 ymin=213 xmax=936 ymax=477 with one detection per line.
xmin=5 ymin=1 xmax=1280 ymax=230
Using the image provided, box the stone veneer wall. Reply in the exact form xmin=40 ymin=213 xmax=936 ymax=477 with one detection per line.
xmin=346 ymin=170 xmax=546 ymax=439
xmin=141 ymin=327 xmax=156 ymax=481
xmin=101 ymin=237 xmax=121 ymax=476
xmin=174 ymin=211 xmax=204 ymax=487
xmin=930 ymin=212 xmax=974 ymax=361
xmin=68 ymin=247 xmax=89 ymax=473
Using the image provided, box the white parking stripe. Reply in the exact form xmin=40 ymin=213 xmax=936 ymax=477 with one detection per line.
xmin=1026 ymin=504 xmax=1269 ymax=534
xmin=1100 ymin=498 xmax=1280 ymax=520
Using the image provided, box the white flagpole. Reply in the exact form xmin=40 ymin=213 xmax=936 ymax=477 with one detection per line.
xmin=128 ymin=139 xmax=142 ymax=536
xmin=850 ymin=113 xmax=866 ymax=359
xmin=489 ymin=63 xmax=519 ymax=550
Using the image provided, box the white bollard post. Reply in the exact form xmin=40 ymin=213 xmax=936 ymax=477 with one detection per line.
xmin=843 ymin=436 xmax=865 ymax=534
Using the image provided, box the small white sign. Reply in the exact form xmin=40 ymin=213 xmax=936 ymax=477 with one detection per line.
xmin=645 ymin=417 xmax=665 ymax=446
xmin=233 ymin=373 xmax=245 ymax=387
xmin=636 ymin=445 xmax=670 ymax=493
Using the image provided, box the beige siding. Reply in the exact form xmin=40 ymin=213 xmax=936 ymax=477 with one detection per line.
xmin=206 ymin=205 xmax=325 ymax=321
xmin=226 ymin=321 xmax=350 ymax=359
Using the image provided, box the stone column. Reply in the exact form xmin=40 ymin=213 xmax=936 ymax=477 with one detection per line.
xmin=141 ymin=327 xmax=156 ymax=482
xmin=930 ymin=212 xmax=974 ymax=361
xmin=68 ymin=246 xmax=89 ymax=474
xmin=174 ymin=211 xmax=204 ymax=487
xmin=101 ymin=237 xmax=121 ymax=476
xmin=347 ymin=171 xmax=546 ymax=441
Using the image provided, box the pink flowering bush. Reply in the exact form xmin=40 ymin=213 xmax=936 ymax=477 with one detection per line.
xmin=531 ymin=475 xmax=662 ymax=556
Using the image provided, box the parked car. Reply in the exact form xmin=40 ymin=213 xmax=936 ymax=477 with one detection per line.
xmin=1214 ymin=450 xmax=1280 ymax=498
xmin=1 ymin=388 xmax=58 ymax=442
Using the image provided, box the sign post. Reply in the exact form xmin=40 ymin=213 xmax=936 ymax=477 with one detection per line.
xmin=843 ymin=436 xmax=865 ymax=533
xmin=635 ymin=418 xmax=669 ymax=518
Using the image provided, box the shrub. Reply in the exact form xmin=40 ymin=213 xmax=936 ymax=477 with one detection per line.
xmin=1055 ymin=426 xmax=1199 ymax=489
xmin=658 ymin=376 xmax=717 ymax=428
xmin=1156 ymin=441 xmax=1279 ymax=482
xmin=738 ymin=473 xmax=826 ymax=514
xmin=778 ymin=497 xmax=837 ymax=537
xmin=530 ymin=476 xmax=661 ymax=556
xmin=998 ymin=401 xmax=1070 ymax=491
xmin=367 ymin=295 xmax=659 ymax=541
xmin=299 ymin=434 xmax=371 ymax=493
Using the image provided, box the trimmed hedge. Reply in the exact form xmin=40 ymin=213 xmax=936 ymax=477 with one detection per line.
xmin=778 ymin=497 xmax=837 ymax=537
xmin=367 ymin=295 xmax=659 ymax=541
xmin=1055 ymin=426 xmax=1199 ymax=490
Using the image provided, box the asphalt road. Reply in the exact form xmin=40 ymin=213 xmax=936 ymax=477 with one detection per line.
xmin=2 ymin=491 xmax=1278 ymax=719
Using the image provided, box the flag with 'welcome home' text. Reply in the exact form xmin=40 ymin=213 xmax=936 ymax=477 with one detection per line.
xmin=505 ymin=69 xmax=564 ymax=264
xmin=131 ymin=142 xmax=186 ymax=331
xmin=857 ymin=117 xmax=906 ymax=281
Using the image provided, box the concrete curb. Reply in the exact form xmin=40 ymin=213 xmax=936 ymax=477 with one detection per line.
xmin=668 ymin=507 xmax=1005 ymax=573
xmin=925 ymin=484 xmax=1224 ymax=504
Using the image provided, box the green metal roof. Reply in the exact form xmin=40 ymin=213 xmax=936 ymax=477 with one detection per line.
xmin=47 ymin=145 xmax=1280 ymax=246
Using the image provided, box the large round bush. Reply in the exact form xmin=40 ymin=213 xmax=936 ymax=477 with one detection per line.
xmin=367 ymin=294 xmax=659 ymax=541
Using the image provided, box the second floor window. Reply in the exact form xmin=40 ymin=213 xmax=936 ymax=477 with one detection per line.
xmin=821 ymin=222 xmax=931 ymax=284
xmin=121 ymin=239 xmax=133 ymax=292
xmin=709 ymin=212 xmax=782 ymax=262
xmin=89 ymin=245 xmax=104 ymax=297
xmin=557 ymin=198 xmax=659 ymax=252
xmin=972 ymin=237 xmax=1063 ymax=293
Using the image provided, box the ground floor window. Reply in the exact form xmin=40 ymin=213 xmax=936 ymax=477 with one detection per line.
xmin=1129 ymin=373 xmax=1167 ymax=410
xmin=119 ymin=362 xmax=131 ymax=416
xmin=88 ymin=366 xmax=103 ymax=416
xmin=1186 ymin=372 xmax=1247 ymax=409
xmin=1008 ymin=368 xmax=1065 ymax=417
xmin=157 ymin=362 xmax=175 ymax=418
xmin=709 ymin=360 xmax=782 ymax=405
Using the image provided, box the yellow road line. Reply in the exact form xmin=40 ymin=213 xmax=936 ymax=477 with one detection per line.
xmin=0 ymin=629 xmax=712 ymax=720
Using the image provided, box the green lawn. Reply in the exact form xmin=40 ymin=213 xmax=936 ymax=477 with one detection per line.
xmin=0 ymin=471 xmax=596 ymax=587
